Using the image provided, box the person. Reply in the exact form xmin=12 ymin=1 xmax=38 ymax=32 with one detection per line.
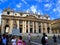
xmin=22 ymin=40 xmax=26 ymax=45
xmin=45 ymin=35 xmax=48 ymax=45
xmin=2 ymin=34 xmax=7 ymax=45
xmin=11 ymin=36 xmax=16 ymax=45
xmin=41 ymin=33 xmax=46 ymax=45
xmin=16 ymin=36 xmax=23 ymax=45
xmin=28 ymin=34 xmax=31 ymax=42
xmin=58 ymin=35 xmax=60 ymax=39
xmin=53 ymin=35 xmax=57 ymax=45
xmin=6 ymin=35 xmax=9 ymax=45
xmin=0 ymin=36 xmax=3 ymax=45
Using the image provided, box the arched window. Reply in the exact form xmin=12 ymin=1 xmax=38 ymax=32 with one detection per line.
xmin=39 ymin=26 xmax=41 ymax=33
xmin=39 ymin=29 xmax=41 ymax=33
xmin=47 ymin=27 xmax=50 ymax=33
xmin=4 ymin=25 xmax=9 ymax=34
xmin=20 ymin=28 xmax=22 ymax=33
xmin=26 ymin=29 xmax=28 ymax=33
xmin=30 ymin=28 xmax=33 ymax=33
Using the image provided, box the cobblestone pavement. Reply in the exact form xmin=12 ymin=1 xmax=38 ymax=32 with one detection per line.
xmin=25 ymin=40 xmax=60 ymax=45
xmin=8 ymin=36 xmax=60 ymax=45
xmin=29 ymin=37 xmax=60 ymax=45
xmin=8 ymin=41 xmax=60 ymax=45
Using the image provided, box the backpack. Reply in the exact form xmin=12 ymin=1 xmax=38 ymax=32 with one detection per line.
xmin=41 ymin=36 xmax=46 ymax=44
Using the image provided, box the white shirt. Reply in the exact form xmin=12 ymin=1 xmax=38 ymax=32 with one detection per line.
xmin=28 ymin=35 xmax=31 ymax=40
xmin=45 ymin=37 xmax=48 ymax=40
xmin=11 ymin=39 xmax=16 ymax=45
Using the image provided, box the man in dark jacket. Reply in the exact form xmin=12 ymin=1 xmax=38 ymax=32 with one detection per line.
xmin=0 ymin=36 xmax=3 ymax=45
xmin=53 ymin=35 xmax=57 ymax=45
xmin=41 ymin=33 xmax=46 ymax=45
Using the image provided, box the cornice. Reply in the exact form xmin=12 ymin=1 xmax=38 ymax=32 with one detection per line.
xmin=2 ymin=15 xmax=51 ymax=23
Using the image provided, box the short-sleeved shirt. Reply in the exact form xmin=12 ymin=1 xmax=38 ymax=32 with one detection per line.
xmin=11 ymin=39 xmax=16 ymax=45
xmin=2 ymin=37 xmax=7 ymax=45
xmin=28 ymin=35 xmax=31 ymax=40
xmin=17 ymin=40 xmax=22 ymax=45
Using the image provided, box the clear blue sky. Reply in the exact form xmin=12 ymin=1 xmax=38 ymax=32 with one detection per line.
xmin=0 ymin=0 xmax=60 ymax=21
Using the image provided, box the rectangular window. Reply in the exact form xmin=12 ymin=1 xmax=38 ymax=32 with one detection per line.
xmin=26 ymin=29 xmax=28 ymax=33
xmin=20 ymin=28 xmax=22 ymax=33
xmin=47 ymin=27 xmax=50 ymax=33
xmin=30 ymin=28 xmax=32 ymax=33
xmin=39 ymin=29 xmax=41 ymax=33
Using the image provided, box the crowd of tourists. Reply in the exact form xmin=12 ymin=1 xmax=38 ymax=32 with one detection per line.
xmin=0 ymin=34 xmax=26 ymax=45
xmin=0 ymin=33 xmax=60 ymax=45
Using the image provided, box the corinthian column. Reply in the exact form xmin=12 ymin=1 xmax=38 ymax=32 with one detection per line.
xmin=33 ymin=22 xmax=34 ymax=33
xmin=44 ymin=23 xmax=47 ymax=33
xmin=36 ymin=22 xmax=38 ymax=33
xmin=41 ymin=23 xmax=43 ymax=33
xmin=49 ymin=24 xmax=52 ymax=34
xmin=23 ymin=21 xmax=24 ymax=33
xmin=25 ymin=21 xmax=26 ymax=33
xmin=28 ymin=21 xmax=30 ymax=33
xmin=17 ymin=20 xmax=19 ymax=29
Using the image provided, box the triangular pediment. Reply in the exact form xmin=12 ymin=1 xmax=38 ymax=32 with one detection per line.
xmin=25 ymin=15 xmax=37 ymax=19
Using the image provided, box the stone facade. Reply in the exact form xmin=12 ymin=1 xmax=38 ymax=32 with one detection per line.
xmin=51 ymin=20 xmax=60 ymax=34
xmin=1 ymin=8 xmax=60 ymax=35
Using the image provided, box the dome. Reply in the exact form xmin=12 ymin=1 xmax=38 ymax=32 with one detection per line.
xmin=44 ymin=14 xmax=49 ymax=17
